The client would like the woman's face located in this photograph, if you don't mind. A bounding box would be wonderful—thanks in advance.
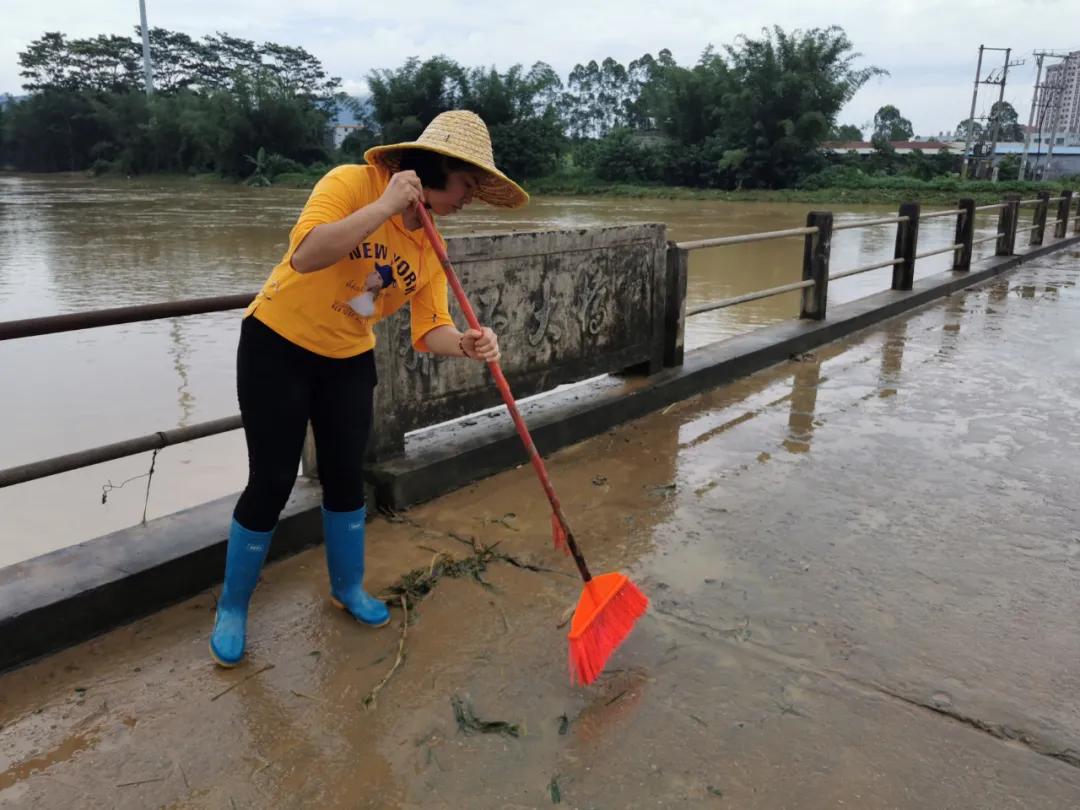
[425,170,480,216]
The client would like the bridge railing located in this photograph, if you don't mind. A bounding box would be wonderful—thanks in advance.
[1,190,1076,492]
[660,189,1077,366]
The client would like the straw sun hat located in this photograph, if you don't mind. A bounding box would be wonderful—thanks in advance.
[364,110,529,209]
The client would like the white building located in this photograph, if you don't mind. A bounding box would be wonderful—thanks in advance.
[1038,52,1080,137]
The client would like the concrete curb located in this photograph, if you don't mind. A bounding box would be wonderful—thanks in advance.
[0,482,323,672]
[1,234,1076,672]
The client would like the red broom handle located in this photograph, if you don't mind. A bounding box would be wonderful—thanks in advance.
[415,204,592,583]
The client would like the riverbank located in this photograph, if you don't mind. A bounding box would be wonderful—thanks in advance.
[523,174,1074,205]
[8,169,1068,207]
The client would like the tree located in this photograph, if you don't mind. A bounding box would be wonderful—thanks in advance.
[713,27,885,187]
[987,101,1023,142]
[144,28,210,93]
[956,117,984,141]
[873,105,913,141]
[17,32,76,92]
[9,28,339,176]
[367,56,467,143]
[831,123,863,140]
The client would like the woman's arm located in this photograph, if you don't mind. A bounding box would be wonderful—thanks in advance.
[421,325,501,362]
[291,171,424,274]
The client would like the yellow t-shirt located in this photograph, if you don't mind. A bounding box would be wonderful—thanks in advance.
[245,164,455,358]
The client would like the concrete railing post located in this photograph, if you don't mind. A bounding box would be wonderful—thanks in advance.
[1075,194,1080,235]
[997,194,1020,256]
[800,211,832,320]
[1030,191,1051,246]
[892,202,920,291]
[1054,190,1073,238]
[953,198,976,272]
[663,243,688,367]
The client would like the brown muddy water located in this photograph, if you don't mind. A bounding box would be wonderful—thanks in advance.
[0,174,1014,565]
[1,254,1078,808]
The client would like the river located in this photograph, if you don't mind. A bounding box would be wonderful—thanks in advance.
[0,174,1005,566]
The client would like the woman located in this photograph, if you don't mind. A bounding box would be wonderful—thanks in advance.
[210,110,529,667]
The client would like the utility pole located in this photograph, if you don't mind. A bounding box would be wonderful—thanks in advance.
[960,46,1020,180]
[138,0,154,96]
[986,49,1019,182]
[1019,53,1044,181]
[961,45,984,180]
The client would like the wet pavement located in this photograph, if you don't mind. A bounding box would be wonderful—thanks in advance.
[2,249,1080,809]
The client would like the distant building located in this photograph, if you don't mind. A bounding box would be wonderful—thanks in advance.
[328,95,373,150]
[1039,52,1080,137]
[973,141,1080,180]
[821,140,960,156]
[332,124,366,149]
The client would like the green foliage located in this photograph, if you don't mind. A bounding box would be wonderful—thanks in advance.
[831,123,863,140]
[365,57,566,179]
[11,24,949,195]
[957,102,1022,147]
[995,154,1020,181]
[593,129,656,182]
[957,117,983,142]
[795,164,1054,197]
[988,101,1023,142]
[8,28,336,177]
[338,126,380,162]
[873,105,913,141]
[636,27,884,188]
[18,29,341,104]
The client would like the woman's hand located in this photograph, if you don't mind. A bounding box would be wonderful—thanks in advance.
[378,170,424,217]
[460,327,500,362]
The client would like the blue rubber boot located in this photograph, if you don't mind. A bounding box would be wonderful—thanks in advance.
[209,519,273,667]
[323,506,390,627]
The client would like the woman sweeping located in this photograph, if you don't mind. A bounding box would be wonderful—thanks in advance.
[210,110,529,667]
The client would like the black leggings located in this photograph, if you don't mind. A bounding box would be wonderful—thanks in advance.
[233,316,376,531]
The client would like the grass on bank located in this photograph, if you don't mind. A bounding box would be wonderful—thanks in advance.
[12,166,1077,207]
[276,167,1078,205]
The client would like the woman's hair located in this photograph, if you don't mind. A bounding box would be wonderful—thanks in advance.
[396,149,479,190]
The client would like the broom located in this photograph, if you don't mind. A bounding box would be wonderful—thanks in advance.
[415,203,648,685]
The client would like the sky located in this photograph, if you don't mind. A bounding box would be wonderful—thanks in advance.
[2,0,1077,138]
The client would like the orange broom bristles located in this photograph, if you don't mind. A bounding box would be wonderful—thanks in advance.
[567,572,649,685]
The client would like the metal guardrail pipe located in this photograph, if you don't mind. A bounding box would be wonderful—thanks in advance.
[1017,198,1043,206]
[911,243,963,261]
[829,257,903,281]
[0,294,254,341]
[687,279,815,316]
[677,226,818,250]
[0,415,243,488]
[974,203,1009,212]
[831,215,909,232]
[970,233,1004,247]
[913,243,963,261]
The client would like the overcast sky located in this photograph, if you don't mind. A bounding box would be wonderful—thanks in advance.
[3,0,1077,137]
